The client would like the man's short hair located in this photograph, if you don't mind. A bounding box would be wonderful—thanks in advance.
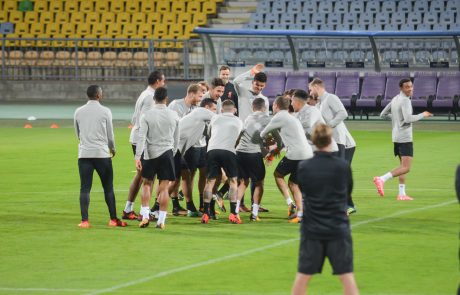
[219,65,230,72]
[221,99,235,112]
[200,98,216,108]
[148,71,163,85]
[284,89,296,96]
[274,95,291,110]
[399,78,412,88]
[198,81,209,91]
[309,78,324,88]
[187,84,201,94]
[252,97,266,111]
[87,85,101,100]
[210,78,225,88]
[254,72,267,83]
[293,89,308,101]
[154,87,167,102]
[311,123,332,149]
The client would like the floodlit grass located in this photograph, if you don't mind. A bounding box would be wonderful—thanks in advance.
[0,120,458,295]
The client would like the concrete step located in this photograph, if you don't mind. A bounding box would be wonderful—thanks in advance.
[210,17,249,24]
[227,1,258,7]
[219,6,256,13]
[218,12,252,18]
[209,23,245,29]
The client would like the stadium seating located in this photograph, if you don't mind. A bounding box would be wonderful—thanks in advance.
[261,71,287,104]
[412,72,437,108]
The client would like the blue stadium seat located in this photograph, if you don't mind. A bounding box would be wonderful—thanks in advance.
[254,50,269,59]
[238,50,252,60]
[269,50,284,60]
[375,12,390,26]
[280,12,296,27]
[334,0,349,13]
[397,0,412,13]
[272,0,286,14]
[414,1,429,12]
[350,50,365,61]
[384,23,399,31]
[368,24,382,31]
[327,12,342,25]
[382,50,398,62]
[392,40,408,50]
[350,0,364,13]
[391,12,406,25]
[311,13,327,28]
[417,23,432,31]
[320,24,336,30]
[301,50,316,61]
[446,0,459,13]
[432,23,447,31]
[287,0,302,14]
[440,11,455,25]
[289,23,304,30]
[429,0,445,12]
[423,11,438,25]
[316,50,333,62]
[407,12,423,25]
[256,1,271,14]
[365,0,380,13]
[432,50,448,60]
[400,23,415,31]
[343,13,359,27]
[398,50,414,63]
[265,13,280,27]
[302,0,318,14]
[333,50,349,63]
[296,14,311,27]
[415,50,431,63]
[381,1,396,13]
[359,12,374,25]
[351,23,366,31]
[319,1,333,13]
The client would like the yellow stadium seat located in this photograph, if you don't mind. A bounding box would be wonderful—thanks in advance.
[114,36,129,48]
[36,35,51,47]
[171,0,186,13]
[162,13,176,25]
[137,24,153,38]
[55,12,69,23]
[110,0,124,13]
[76,23,91,36]
[156,0,170,13]
[126,0,140,13]
[45,23,60,35]
[169,24,183,38]
[187,1,201,14]
[14,23,29,35]
[146,12,162,24]
[98,35,113,48]
[64,0,79,12]
[24,11,39,23]
[79,0,94,13]
[185,23,198,38]
[107,24,122,36]
[86,12,100,23]
[132,12,145,25]
[140,0,155,13]
[0,10,8,23]
[101,12,116,24]
[21,34,36,47]
[95,0,110,12]
[82,35,98,47]
[202,1,216,14]
[153,23,168,38]
[61,23,76,36]
[34,0,48,12]
[30,23,45,35]
[40,11,54,24]
[51,34,68,47]
[3,0,18,12]
[9,10,24,23]
[123,23,137,36]
[70,12,85,24]
[92,23,106,36]
[116,12,131,24]
[192,12,207,25]
[129,37,146,49]
[49,1,62,12]
[177,13,191,26]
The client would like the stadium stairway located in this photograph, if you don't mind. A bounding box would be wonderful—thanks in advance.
[209,0,258,29]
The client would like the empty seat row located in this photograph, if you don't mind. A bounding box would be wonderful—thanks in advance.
[0,0,218,14]
[259,71,460,118]
[256,0,459,14]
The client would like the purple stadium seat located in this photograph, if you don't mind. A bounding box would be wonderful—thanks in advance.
[335,72,359,109]
[432,72,460,114]
[412,72,437,108]
[382,72,410,106]
[312,71,336,93]
[261,71,286,105]
[356,72,386,117]
[285,71,309,92]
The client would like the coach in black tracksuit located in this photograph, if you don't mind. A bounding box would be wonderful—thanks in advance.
[292,123,359,295]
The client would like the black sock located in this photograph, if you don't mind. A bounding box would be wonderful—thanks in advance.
[186,201,197,212]
[80,192,90,221]
[230,202,237,214]
[199,194,203,209]
[218,182,229,195]
[203,202,210,215]
[104,191,117,220]
[210,199,216,215]
[151,199,159,212]
[171,197,180,209]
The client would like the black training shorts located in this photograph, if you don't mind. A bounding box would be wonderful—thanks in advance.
[236,151,265,182]
[394,142,413,158]
[275,156,301,184]
[142,150,176,181]
[206,149,238,179]
[297,234,354,275]
[183,147,206,172]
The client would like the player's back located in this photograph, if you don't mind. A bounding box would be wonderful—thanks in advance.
[208,113,242,153]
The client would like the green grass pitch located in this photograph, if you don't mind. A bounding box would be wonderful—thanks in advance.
[0,120,458,295]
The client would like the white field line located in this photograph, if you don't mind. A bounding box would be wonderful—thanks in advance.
[84,199,456,295]
[0,199,455,295]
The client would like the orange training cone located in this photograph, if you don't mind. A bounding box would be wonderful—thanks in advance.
[24,124,33,128]
[50,123,59,129]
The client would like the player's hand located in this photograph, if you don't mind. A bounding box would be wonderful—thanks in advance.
[422,111,433,117]
[264,154,274,166]
[110,150,116,158]
[250,63,264,75]
[135,159,142,171]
